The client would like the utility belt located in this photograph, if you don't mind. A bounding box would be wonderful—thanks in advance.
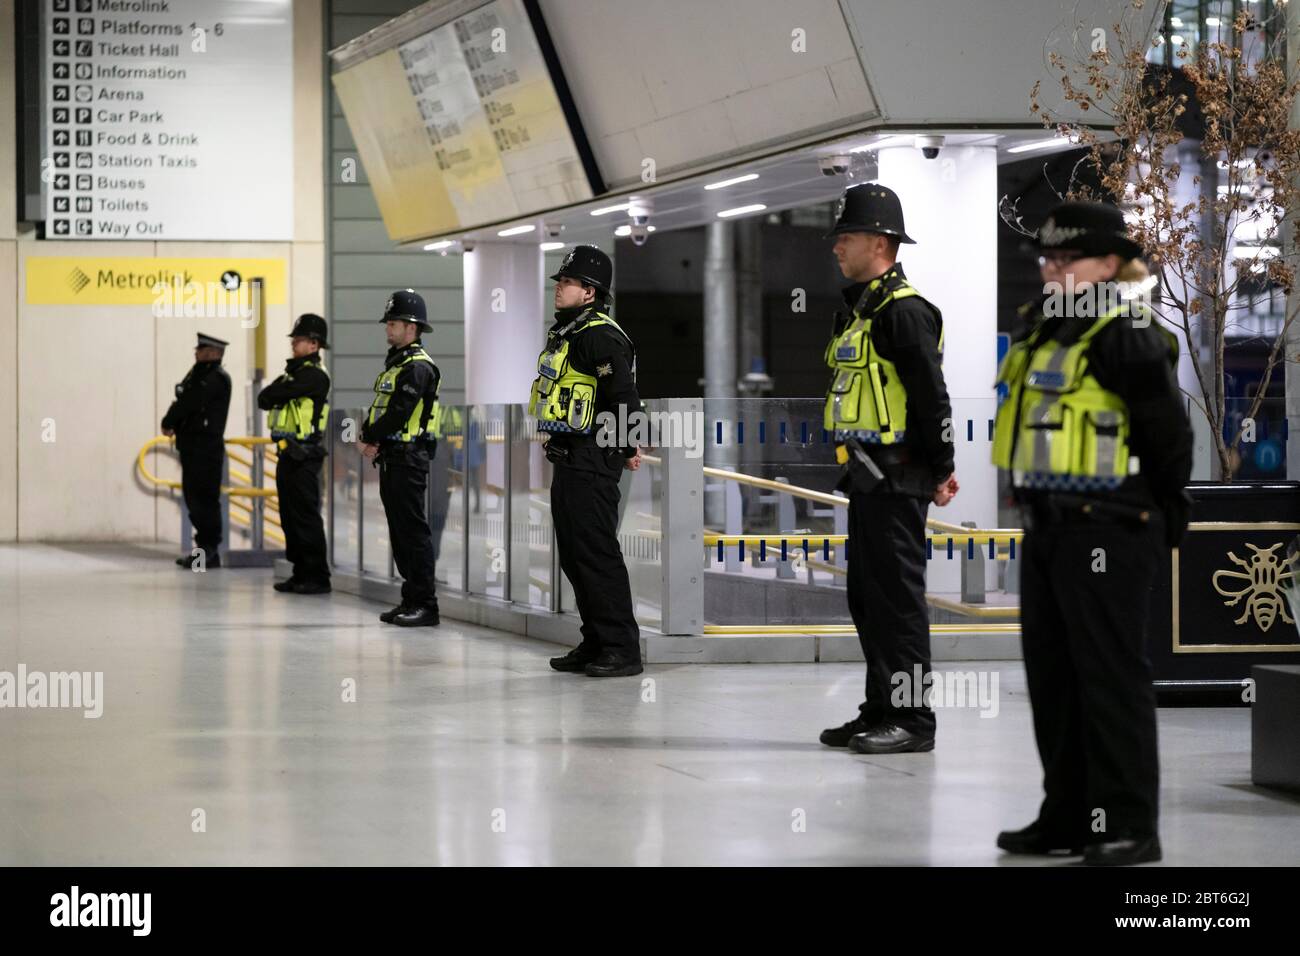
[273,433,325,461]
[542,433,621,468]
[834,438,932,498]
[372,436,434,468]
[1019,493,1154,532]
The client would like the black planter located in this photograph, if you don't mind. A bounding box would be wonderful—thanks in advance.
[1147,481,1300,703]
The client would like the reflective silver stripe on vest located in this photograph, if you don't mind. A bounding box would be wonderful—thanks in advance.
[1027,344,1072,472]
[1092,409,1121,475]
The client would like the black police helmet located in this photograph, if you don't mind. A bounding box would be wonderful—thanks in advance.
[1036,201,1143,261]
[289,313,329,349]
[549,244,612,296]
[381,289,432,333]
[825,182,916,243]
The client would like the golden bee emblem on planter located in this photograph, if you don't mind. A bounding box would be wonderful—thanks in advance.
[1211,543,1299,633]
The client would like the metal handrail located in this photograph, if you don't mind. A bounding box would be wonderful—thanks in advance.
[703,624,1021,635]
[642,451,1024,541]
[136,436,277,497]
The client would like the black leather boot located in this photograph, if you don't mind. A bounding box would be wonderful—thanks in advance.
[393,605,440,627]
[996,822,1086,856]
[379,603,409,624]
[584,652,643,677]
[819,715,876,747]
[1084,835,1162,866]
[847,722,934,754]
[550,647,599,672]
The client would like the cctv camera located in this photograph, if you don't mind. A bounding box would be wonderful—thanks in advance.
[461,240,475,253]
[629,224,650,246]
[819,155,851,176]
[543,222,564,239]
[628,198,653,227]
[915,135,945,160]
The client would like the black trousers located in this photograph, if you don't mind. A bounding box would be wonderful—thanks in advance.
[1020,519,1160,840]
[378,446,437,608]
[551,465,639,658]
[179,440,224,555]
[276,452,329,583]
[845,490,935,735]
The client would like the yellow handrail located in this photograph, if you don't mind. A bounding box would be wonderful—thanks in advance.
[136,436,277,497]
[229,508,286,545]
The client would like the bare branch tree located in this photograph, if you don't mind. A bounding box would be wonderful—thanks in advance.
[1025,0,1300,480]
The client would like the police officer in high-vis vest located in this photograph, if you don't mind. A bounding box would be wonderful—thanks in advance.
[258,313,332,594]
[817,183,958,754]
[532,245,645,677]
[360,290,443,627]
[992,201,1192,866]
[163,332,232,569]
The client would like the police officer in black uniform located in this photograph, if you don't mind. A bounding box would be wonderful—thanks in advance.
[360,290,442,627]
[163,332,232,569]
[817,184,959,754]
[533,246,645,677]
[259,314,332,594]
[993,201,1192,866]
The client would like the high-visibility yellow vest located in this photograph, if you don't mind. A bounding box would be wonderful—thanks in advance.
[991,304,1171,490]
[528,311,633,434]
[266,358,329,441]
[367,347,440,442]
[823,277,942,443]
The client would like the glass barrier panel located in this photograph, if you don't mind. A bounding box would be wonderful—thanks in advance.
[620,400,666,630]
[432,405,466,593]
[466,405,507,599]
[360,435,389,579]
[701,397,846,626]
[510,413,554,609]
[698,395,1019,628]
[329,408,361,572]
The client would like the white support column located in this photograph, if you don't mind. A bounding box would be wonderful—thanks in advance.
[876,145,999,590]
[463,242,545,405]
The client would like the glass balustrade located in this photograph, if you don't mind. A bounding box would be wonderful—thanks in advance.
[328,397,1023,633]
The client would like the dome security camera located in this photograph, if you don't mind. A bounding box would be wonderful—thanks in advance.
[627,197,653,227]
[915,135,945,160]
[819,155,851,176]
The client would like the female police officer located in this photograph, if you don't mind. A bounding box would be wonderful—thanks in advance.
[991,201,1192,866]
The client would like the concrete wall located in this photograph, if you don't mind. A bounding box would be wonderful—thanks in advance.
[0,0,326,542]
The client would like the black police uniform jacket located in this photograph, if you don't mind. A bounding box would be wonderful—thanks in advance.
[359,341,441,455]
[162,360,232,451]
[1008,293,1194,529]
[257,355,332,458]
[835,264,955,491]
[544,303,643,478]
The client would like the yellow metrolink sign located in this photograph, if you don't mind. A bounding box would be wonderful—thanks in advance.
[25,257,287,306]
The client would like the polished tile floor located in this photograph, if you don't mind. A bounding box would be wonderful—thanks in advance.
[0,543,1295,866]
